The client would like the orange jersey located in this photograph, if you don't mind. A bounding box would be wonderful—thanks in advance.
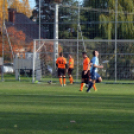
[83,57,90,71]
[68,58,74,69]
[56,57,67,69]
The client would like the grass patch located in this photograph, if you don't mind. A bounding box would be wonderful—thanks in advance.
[0,82,133,134]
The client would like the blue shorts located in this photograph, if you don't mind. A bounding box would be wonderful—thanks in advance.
[91,72,101,80]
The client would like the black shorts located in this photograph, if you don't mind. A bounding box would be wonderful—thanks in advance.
[82,70,90,79]
[68,68,73,75]
[58,68,66,77]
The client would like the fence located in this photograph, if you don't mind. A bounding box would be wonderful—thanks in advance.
[1,0,134,83]
[33,39,134,84]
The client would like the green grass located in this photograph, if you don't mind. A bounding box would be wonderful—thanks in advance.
[3,73,134,83]
[0,82,134,134]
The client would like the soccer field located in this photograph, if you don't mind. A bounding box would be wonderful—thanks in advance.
[0,82,134,134]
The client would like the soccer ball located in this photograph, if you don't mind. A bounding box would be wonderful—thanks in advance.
[85,84,89,88]
[84,83,88,88]
[48,80,52,84]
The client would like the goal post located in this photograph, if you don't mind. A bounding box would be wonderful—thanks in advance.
[32,39,85,83]
[32,40,54,83]
[32,40,36,83]
[32,39,134,84]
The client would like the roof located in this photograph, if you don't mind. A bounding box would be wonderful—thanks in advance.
[6,11,49,43]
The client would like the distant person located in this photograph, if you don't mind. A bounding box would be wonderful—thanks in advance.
[80,52,90,91]
[68,54,74,84]
[87,50,103,92]
[56,52,67,86]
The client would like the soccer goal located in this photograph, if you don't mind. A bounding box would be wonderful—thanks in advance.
[32,39,87,83]
[32,39,134,84]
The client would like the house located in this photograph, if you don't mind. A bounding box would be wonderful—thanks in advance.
[6,8,49,43]
[0,8,50,59]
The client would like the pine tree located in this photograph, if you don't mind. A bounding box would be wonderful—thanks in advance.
[35,0,78,39]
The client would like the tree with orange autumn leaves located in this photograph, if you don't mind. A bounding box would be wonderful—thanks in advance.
[0,0,32,59]
[0,26,33,59]
[7,27,33,54]
[6,27,62,56]
[41,41,62,63]
[0,26,62,62]
[0,0,62,62]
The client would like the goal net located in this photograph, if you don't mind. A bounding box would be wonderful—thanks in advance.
[32,39,134,84]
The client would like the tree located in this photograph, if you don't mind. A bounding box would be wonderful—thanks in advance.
[108,57,132,79]
[0,0,8,29]
[22,0,32,17]
[59,0,78,39]
[0,0,32,29]
[0,0,32,25]
[34,0,78,39]
[82,0,108,39]
[10,0,32,18]
[3,27,32,59]
[99,0,134,39]
[82,0,134,39]
[0,26,62,61]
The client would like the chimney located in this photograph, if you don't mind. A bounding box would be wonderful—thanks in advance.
[8,8,16,24]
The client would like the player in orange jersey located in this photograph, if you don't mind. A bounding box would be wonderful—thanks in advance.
[79,52,91,91]
[68,54,74,84]
[56,52,67,86]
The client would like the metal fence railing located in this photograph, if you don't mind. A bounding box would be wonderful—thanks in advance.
[32,39,134,84]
